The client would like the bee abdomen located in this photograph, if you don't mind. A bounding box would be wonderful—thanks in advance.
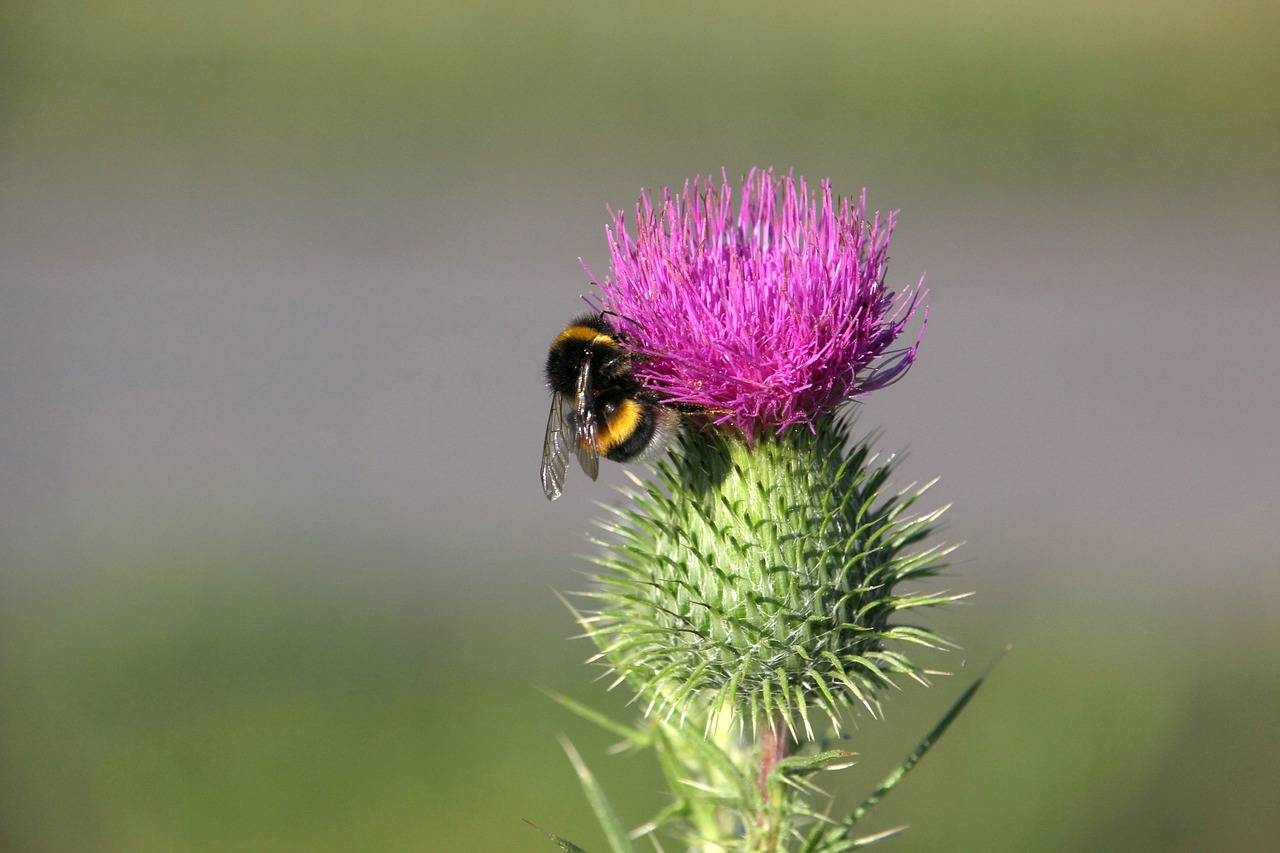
[601,401,680,463]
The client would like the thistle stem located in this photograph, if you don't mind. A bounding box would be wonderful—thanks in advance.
[758,715,791,802]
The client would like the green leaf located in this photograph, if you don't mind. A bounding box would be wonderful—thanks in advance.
[852,657,998,822]
[846,824,908,848]
[805,649,1006,850]
[560,737,637,853]
[655,720,749,803]
[523,819,594,853]
[542,689,648,749]
[774,749,859,778]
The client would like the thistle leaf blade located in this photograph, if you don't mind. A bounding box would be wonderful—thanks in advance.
[523,819,595,853]
[560,737,638,853]
[543,689,648,749]
[847,651,1003,833]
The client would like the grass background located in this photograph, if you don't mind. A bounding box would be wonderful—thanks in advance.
[3,3,1279,851]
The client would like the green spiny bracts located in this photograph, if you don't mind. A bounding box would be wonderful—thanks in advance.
[585,414,957,735]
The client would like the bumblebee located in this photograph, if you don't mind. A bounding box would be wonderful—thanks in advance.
[541,312,681,500]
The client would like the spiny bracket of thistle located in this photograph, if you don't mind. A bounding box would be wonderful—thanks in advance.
[580,412,961,738]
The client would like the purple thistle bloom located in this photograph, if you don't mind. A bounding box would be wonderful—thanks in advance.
[587,169,924,439]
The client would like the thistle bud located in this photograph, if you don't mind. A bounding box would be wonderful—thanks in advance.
[581,170,954,735]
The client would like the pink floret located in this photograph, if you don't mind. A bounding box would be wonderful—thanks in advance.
[587,169,924,439]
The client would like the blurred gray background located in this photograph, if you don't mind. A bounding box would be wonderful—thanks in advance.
[3,3,1278,851]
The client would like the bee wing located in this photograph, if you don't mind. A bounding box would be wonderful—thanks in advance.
[540,393,573,500]
[573,355,601,482]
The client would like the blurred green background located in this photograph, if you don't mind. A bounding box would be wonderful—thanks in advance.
[3,3,1279,851]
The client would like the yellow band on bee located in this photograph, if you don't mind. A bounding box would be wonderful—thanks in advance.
[555,325,615,347]
[596,399,642,455]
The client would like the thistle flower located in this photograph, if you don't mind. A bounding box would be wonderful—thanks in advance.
[579,170,953,735]
[589,168,923,440]
[553,171,968,852]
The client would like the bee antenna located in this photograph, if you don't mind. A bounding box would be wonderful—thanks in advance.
[600,309,646,334]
